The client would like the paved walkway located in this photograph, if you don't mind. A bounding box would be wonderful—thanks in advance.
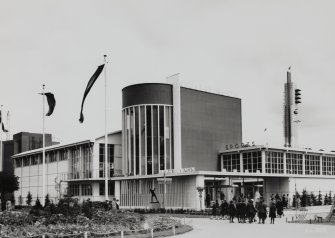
[175,218,335,238]
[174,210,335,238]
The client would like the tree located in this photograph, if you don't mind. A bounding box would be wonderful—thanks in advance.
[0,172,20,211]
[310,192,317,206]
[324,194,329,205]
[18,195,23,206]
[317,190,323,206]
[26,192,33,206]
[34,197,43,209]
[329,191,333,205]
[44,194,51,208]
[301,189,308,207]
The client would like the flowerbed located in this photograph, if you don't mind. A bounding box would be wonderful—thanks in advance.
[0,210,181,237]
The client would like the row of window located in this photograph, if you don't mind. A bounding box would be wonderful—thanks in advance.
[68,183,115,196]
[68,184,92,196]
[222,152,335,175]
[15,150,70,168]
[222,152,262,173]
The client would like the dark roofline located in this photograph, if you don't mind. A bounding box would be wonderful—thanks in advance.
[181,86,241,100]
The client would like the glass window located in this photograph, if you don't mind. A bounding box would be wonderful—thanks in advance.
[69,184,80,196]
[31,155,38,165]
[322,156,335,176]
[49,152,57,163]
[123,105,173,176]
[23,157,30,166]
[99,144,114,178]
[222,153,240,172]
[140,106,146,175]
[15,158,22,168]
[60,150,68,161]
[243,151,262,173]
[82,184,92,196]
[99,182,115,195]
[153,106,159,174]
[135,106,140,175]
[146,106,152,175]
[159,106,165,171]
[265,151,284,174]
[305,155,320,175]
[286,153,303,174]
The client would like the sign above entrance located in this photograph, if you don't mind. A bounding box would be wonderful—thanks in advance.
[159,167,195,175]
[157,178,172,184]
[225,142,256,150]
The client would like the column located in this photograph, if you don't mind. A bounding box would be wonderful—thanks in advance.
[195,175,205,210]
[319,155,323,175]
[261,150,266,174]
[239,153,243,173]
[172,75,182,170]
[302,153,306,175]
[283,152,287,175]
[115,180,121,201]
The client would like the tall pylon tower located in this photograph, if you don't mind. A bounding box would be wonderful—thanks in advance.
[6,111,10,140]
[284,67,301,147]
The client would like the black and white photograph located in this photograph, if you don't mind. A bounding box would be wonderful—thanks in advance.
[1,0,335,237]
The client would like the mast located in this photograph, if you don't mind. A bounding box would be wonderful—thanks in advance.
[0,105,2,172]
[42,84,46,206]
[104,55,108,201]
[6,111,10,140]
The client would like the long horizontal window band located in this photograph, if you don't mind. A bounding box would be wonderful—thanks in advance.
[221,150,335,176]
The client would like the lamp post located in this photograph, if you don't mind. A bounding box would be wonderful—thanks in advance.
[197,186,204,211]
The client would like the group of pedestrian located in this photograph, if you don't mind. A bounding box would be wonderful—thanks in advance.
[211,195,286,224]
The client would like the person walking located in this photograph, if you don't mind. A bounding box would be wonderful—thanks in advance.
[276,199,284,218]
[246,199,256,223]
[228,200,236,223]
[236,199,242,223]
[257,200,267,224]
[269,202,277,224]
[240,199,247,223]
[220,199,228,219]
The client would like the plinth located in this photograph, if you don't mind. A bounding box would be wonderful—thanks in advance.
[148,202,161,209]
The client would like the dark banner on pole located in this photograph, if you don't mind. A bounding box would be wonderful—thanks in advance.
[79,64,105,123]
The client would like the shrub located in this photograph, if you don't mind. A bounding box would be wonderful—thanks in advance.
[26,192,32,206]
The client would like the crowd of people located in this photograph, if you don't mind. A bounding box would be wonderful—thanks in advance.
[210,193,288,224]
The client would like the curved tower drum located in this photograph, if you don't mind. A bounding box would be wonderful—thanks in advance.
[122,83,174,176]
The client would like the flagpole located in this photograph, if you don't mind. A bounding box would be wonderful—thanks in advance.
[42,84,46,206]
[104,55,108,201]
[0,105,2,172]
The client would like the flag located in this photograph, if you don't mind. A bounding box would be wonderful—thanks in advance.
[2,122,8,133]
[40,92,56,116]
[79,64,105,123]
[45,93,56,116]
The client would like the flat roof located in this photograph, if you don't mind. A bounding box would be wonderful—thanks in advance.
[219,145,335,156]
[106,170,335,181]
[95,130,122,140]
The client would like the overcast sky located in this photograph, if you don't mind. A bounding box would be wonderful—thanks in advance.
[1,0,335,150]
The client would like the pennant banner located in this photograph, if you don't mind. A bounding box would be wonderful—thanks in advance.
[44,93,56,116]
[40,92,56,116]
[2,122,8,133]
[79,64,105,123]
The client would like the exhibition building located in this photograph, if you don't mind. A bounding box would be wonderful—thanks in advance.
[10,78,335,209]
